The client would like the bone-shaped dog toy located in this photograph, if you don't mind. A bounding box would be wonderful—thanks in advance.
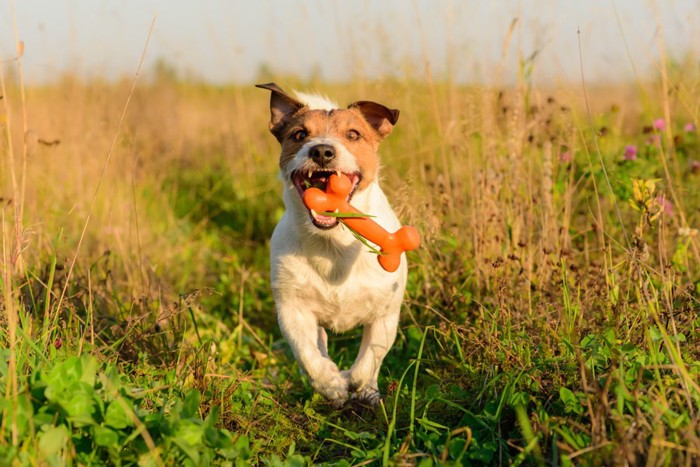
[302,174,420,272]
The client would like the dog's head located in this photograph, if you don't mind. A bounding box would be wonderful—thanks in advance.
[256,83,399,230]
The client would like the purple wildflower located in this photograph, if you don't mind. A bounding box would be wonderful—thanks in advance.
[623,145,637,161]
[653,118,666,131]
[656,196,673,216]
[560,151,573,163]
[691,160,700,174]
[684,122,696,133]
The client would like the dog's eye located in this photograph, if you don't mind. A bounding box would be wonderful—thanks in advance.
[347,130,360,141]
[292,129,308,142]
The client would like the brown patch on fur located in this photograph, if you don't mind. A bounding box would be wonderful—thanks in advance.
[278,108,390,190]
[277,108,314,170]
[348,101,399,138]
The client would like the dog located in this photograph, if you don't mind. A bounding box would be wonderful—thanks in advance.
[256,83,408,405]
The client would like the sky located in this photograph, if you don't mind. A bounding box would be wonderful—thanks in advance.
[0,0,698,85]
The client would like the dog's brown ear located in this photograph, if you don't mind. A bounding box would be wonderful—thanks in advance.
[348,101,399,139]
[256,83,305,140]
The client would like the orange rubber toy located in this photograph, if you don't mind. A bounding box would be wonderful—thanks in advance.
[303,174,420,272]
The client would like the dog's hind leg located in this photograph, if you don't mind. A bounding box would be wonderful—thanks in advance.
[343,311,399,405]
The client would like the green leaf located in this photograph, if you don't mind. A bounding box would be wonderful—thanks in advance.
[554,425,588,451]
[343,430,375,441]
[33,410,54,428]
[176,421,205,446]
[559,387,583,415]
[234,435,251,459]
[39,425,69,457]
[203,424,232,449]
[79,355,98,387]
[448,437,468,460]
[672,333,686,343]
[425,384,441,398]
[181,390,201,419]
[59,357,83,384]
[15,395,34,438]
[467,438,497,462]
[560,387,574,403]
[560,338,575,355]
[64,388,96,426]
[105,400,133,429]
[649,326,663,342]
[319,211,374,218]
[93,425,120,448]
[284,454,309,467]
[172,423,204,463]
[509,391,530,407]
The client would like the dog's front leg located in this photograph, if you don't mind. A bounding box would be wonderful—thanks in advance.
[343,312,399,404]
[277,304,348,405]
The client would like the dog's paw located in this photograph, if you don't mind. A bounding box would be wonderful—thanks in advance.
[312,366,349,406]
[350,384,381,406]
[341,370,381,406]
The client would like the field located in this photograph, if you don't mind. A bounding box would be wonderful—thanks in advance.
[1,51,700,465]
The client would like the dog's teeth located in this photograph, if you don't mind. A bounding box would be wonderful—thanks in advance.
[336,170,341,177]
[334,209,339,213]
[308,170,313,178]
[310,209,318,218]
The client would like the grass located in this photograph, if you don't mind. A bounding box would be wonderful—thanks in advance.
[1,58,700,464]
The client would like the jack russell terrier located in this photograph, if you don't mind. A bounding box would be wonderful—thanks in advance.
[257,83,407,405]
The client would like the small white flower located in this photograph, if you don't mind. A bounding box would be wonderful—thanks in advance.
[678,227,698,237]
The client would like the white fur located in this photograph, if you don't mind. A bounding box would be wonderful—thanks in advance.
[294,91,338,110]
[269,93,407,405]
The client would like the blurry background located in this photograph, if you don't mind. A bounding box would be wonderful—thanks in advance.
[2,0,699,85]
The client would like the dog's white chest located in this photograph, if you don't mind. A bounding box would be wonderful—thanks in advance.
[283,251,405,332]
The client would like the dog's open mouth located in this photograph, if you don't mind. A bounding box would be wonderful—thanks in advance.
[292,169,362,229]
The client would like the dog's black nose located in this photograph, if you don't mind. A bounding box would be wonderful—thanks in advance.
[308,144,336,167]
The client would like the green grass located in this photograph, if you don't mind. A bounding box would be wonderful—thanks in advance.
[1,72,699,465]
